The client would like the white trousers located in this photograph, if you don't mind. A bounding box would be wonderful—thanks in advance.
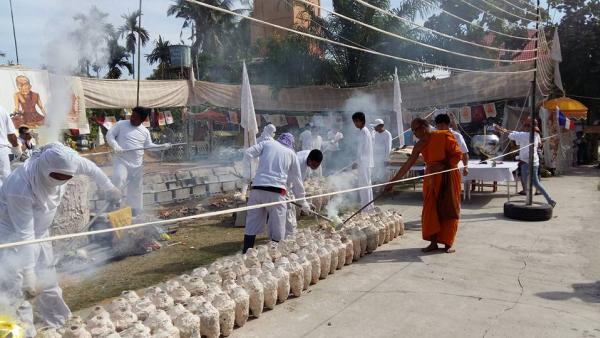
[284,192,297,238]
[0,245,71,338]
[357,166,374,212]
[0,150,11,189]
[245,189,287,241]
[112,160,144,213]
[372,161,388,183]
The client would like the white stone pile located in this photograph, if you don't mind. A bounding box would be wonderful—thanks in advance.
[38,209,403,338]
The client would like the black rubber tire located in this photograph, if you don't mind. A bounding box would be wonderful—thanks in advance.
[504,200,553,221]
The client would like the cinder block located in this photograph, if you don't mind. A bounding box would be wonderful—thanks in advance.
[145,174,163,185]
[161,173,177,182]
[167,181,182,190]
[218,174,238,182]
[176,171,192,180]
[208,183,222,194]
[222,181,236,192]
[192,185,207,197]
[190,168,213,178]
[174,188,191,200]
[155,191,173,203]
[236,181,245,189]
[143,184,154,193]
[212,167,230,176]
[193,177,206,185]
[152,183,168,192]
[181,178,195,188]
[143,193,155,205]
[205,175,220,184]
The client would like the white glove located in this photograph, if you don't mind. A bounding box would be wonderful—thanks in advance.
[21,269,36,300]
[11,146,22,158]
[111,145,124,154]
[301,201,313,214]
[106,187,122,203]
[162,143,172,149]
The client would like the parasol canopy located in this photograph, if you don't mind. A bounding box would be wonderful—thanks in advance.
[543,97,588,120]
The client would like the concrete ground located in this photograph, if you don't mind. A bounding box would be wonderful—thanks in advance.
[231,167,600,338]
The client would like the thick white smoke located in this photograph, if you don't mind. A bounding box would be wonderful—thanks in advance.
[37,6,110,144]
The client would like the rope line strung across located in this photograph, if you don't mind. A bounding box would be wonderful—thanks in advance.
[351,0,536,54]
[474,0,538,22]
[0,134,558,250]
[184,0,536,74]
[458,0,536,25]
[420,0,535,40]
[296,0,535,63]
[496,0,539,17]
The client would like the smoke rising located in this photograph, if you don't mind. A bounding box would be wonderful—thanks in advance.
[37,6,110,144]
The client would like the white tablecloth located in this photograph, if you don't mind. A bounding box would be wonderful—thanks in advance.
[463,160,519,182]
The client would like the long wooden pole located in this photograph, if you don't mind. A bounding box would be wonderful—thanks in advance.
[526,0,540,205]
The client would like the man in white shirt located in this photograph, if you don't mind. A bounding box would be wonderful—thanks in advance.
[242,133,311,252]
[435,113,469,176]
[0,104,21,188]
[352,112,375,212]
[106,107,170,215]
[18,126,36,159]
[495,123,556,207]
[285,149,323,237]
[309,126,323,176]
[299,124,312,151]
[372,119,392,183]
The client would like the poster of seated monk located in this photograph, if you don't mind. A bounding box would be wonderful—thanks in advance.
[12,75,46,128]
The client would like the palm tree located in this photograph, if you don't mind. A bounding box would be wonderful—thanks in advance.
[105,37,133,79]
[117,10,150,79]
[146,35,171,78]
[167,0,248,79]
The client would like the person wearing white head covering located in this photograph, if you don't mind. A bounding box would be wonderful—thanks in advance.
[372,119,392,183]
[257,123,276,143]
[0,143,120,337]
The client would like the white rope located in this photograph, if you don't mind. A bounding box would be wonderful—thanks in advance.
[474,0,538,22]
[0,134,559,250]
[184,0,536,74]
[297,0,535,63]
[352,0,536,53]
[459,0,536,25]
[80,143,186,157]
[421,0,535,40]
[497,0,538,17]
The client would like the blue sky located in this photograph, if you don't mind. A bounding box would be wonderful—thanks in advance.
[0,0,558,79]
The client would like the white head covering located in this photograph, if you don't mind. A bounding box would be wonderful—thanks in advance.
[261,124,276,139]
[23,143,79,211]
[373,119,384,126]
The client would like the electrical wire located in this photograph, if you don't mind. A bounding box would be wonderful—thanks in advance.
[185,0,537,74]
[420,0,534,40]
[353,0,536,53]
[297,0,536,63]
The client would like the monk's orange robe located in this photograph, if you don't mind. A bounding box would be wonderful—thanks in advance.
[421,130,463,246]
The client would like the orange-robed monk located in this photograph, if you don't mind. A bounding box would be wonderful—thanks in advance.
[385,118,463,253]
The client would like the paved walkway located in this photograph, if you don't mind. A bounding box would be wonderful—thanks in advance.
[231,167,600,338]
